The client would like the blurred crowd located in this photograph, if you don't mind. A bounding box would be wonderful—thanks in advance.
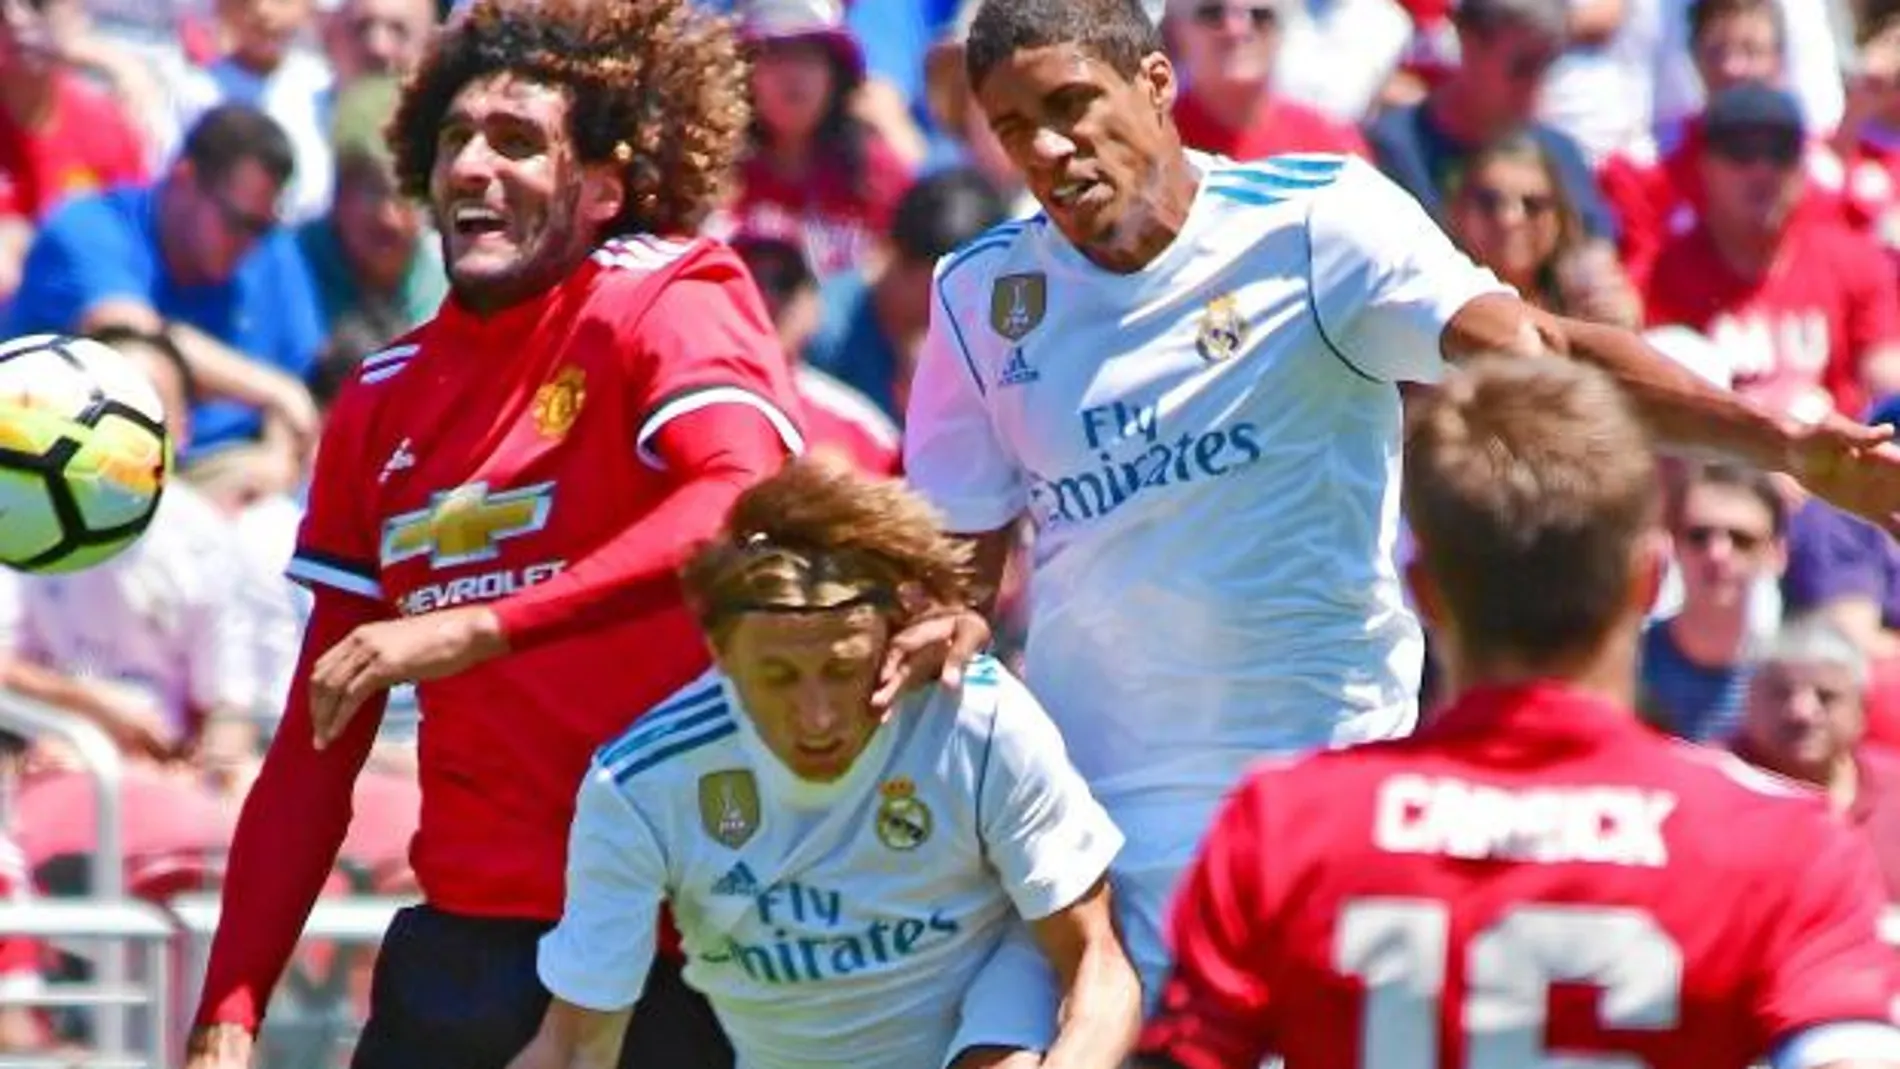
[5,0,1900,1055]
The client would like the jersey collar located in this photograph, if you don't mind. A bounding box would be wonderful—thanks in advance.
[435,255,598,338]
[1422,680,1655,754]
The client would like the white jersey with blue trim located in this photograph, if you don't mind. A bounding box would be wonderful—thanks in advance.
[903,153,1510,867]
[537,657,1122,1069]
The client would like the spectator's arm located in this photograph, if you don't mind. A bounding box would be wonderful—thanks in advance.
[0,657,172,758]
[854,78,929,169]
[157,320,321,458]
[1859,343,1900,408]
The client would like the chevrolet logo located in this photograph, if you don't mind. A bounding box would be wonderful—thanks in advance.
[380,481,555,569]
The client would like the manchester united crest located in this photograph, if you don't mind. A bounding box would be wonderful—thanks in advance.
[874,776,932,851]
[532,366,586,439]
[1195,294,1248,363]
[698,769,761,849]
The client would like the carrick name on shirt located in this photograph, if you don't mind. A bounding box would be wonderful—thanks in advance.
[1375,774,1677,867]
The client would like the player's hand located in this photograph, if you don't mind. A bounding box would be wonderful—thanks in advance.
[310,606,509,749]
[1788,413,1900,535]
[183,1022,254,1069]
[872,606,991,719]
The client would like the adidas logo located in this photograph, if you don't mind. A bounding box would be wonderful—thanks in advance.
[712,861,761,897]
[997,347,1039,387]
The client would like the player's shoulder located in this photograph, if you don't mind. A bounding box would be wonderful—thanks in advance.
[931,215,1044,296]
[591,668,743,795]
[907,655,1026,748]
[1200,152,1357,210]
[587,233,747,297]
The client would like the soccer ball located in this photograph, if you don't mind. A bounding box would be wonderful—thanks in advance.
[0,334,170,574]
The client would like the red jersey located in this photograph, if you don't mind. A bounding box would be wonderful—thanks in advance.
[1643,217,1898,422]
[1141,683,1900,1069]
[794,364,899,476]
[195,235,802,1029]
[0,74,146,221]
[0,837,38,991]
[722,135,912,278]
[1173,91,1369,162]
[1599,121,1851,289]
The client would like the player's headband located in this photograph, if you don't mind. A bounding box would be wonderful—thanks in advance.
[725,531,898,616]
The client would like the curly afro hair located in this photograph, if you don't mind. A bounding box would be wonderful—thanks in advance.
[390,0,749,239]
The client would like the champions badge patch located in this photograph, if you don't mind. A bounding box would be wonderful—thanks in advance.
[699,769,761,849]
[1196,293,1248,363]
[990,272,1047,341]
[875,776,932,851]
[532,366,587,439]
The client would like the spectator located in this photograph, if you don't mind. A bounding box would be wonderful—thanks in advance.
[1600,0,1861,287]
[1163,0,1369,161]
[1364,0,1619,242]
[0,811,47,1055]
[1640,462,1787,742]
[805,166,1007,419]
[1828,9,1900,256]
[320,0,435,84]
[1536,0,1666,166]
[0,0,148,302]
[5,103,323,479]
[1654,0,1845,145]
[919,3,1034,214]
[296,76,446,347]
[0,327,266,794]
[1733,615,1900,898]
[173,0,335,223]
[1644,83,1900,425]
[721,0,914,279]
[1270,0,1413,123]
[1443,133,1642,326]
[731,231,900,474]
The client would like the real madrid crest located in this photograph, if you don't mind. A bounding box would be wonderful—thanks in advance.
[698,769,761,849]
[532,366,586,439]
[874,776,932,851]
[1195,293,1248,363]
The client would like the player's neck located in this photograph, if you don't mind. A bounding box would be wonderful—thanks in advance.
[1448,633,1643,712]
[1078,151,1199,274]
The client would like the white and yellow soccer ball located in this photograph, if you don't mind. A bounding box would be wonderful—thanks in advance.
[0,333,170,574]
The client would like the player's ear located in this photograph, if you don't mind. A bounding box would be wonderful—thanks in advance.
[1137,51,1177,114]
[578,162,626,230]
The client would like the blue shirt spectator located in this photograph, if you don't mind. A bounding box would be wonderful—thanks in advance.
[5,105,322,459]
[1640,620,1753,742]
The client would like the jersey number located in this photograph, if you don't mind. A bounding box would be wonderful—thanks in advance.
[1334,898,1683,1069]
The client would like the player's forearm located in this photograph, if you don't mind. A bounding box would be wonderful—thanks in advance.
[1042,936,1143,1069]
[193,599,387,1030]
[490,407,787,650]
[964,527,1016,621]
[1447,298,1797,471]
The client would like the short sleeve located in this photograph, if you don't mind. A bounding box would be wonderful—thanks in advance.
[901,276,1028,533]
[1137,777,1279,1069]
[4,197,146,335]
[283,383,384,603]
[975,668,1122,920]
[537,767,667,1012]
[1307,157,1510,385]
[624,256,805,466]
[1753,815,1900,1042]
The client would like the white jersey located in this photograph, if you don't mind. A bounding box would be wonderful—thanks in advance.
[538,657,1121,1069]
[903,153,1508,868]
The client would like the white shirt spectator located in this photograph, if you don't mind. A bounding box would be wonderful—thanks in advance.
[171,49,336,223]
[0,483,261,744]
[1539,0,1667,165]
[1271,0,1413,123]
[539,658,1121,1069]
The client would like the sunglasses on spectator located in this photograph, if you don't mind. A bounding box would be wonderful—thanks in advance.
[1189,2,1278,30]
[1466,186,1557,219]
[1681,524,1769,553]
[207,191,279,240]
[1708,133,1802,167]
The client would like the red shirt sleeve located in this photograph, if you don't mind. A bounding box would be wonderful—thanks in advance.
[1752,808,1900,1045]
[284,370,387,602]
[192,589,389,1031]
[1837,232,1900,416]
[489,266,801,648]
[1137,776,1279,1069]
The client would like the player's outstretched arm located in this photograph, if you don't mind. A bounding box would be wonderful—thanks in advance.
[1445,295,1900,535]
[1029,878,1142,1069]
[185,590,391,1066]
[504,999,632,1069]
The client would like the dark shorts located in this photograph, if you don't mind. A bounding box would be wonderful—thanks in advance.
[351,905,732,1069]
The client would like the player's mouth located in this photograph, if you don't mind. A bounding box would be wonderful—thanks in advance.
[1050,179,1102,209]
[450,203,510,240]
